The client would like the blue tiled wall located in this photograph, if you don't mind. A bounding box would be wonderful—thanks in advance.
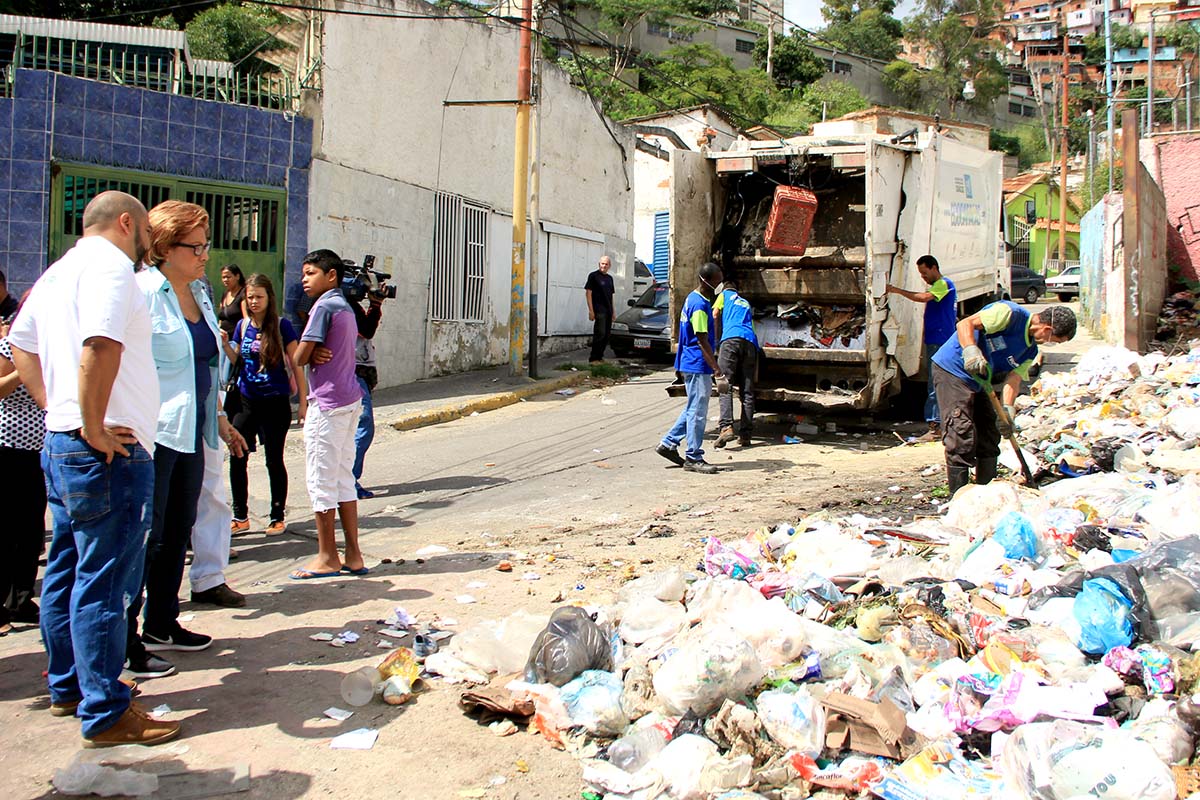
[0,69,310,302]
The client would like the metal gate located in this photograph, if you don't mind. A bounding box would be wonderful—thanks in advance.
[50,163,287,294]
[1010,217,1031,272]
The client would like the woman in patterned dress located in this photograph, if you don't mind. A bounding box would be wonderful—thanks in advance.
[0,291,46,634]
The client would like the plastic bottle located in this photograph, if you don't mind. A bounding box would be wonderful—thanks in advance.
[607,726,669,773]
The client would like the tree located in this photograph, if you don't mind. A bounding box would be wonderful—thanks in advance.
[563,0,738,88]
[0,0,212,26]
[642,43,776,123]
[820,0,903,62]
[185,2,285,69]
[886,0,1006,115]
[1082,23,1142,67]
[1159,23,1200,57]
[752,31,824,89]
[763,79,870,133]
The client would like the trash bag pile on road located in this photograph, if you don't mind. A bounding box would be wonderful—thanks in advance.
[1014,341,1200,478]
[410,344,1200,800]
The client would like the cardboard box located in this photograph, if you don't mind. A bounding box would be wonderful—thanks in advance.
[822,692,920,760]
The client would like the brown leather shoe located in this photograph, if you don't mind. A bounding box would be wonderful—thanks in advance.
[82,705,181,748]
[714,426,737,449]
[190,583,246,608]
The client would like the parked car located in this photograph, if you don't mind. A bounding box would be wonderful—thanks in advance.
[1010,266,1047,304]
[631,258,653,303]
[611,283,671,359]
[1045,264,1080,301]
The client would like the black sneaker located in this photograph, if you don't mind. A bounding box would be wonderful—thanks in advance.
[683,459,719,474]
[124,652,177,679]
[143,625,213,652]
[655,443,685,466]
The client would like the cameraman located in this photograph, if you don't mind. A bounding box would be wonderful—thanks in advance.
[350,291,382,499]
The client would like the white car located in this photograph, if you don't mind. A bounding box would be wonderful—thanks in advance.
[1045,265,1080,301]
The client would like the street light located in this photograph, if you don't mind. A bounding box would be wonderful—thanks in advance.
[963,80,976,101]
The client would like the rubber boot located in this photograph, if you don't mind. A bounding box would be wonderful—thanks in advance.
[947,466,971,497]
[975,457,998,486]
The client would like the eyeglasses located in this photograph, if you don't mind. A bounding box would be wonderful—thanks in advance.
[173,241,211,257]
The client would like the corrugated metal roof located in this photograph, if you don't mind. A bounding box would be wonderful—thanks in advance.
[192,58,234,78]
[0,14,192,65]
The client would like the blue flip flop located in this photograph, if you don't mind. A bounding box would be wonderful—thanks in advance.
[340,566,370,576]
[290,568,343,580]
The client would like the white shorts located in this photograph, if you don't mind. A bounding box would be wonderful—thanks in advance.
[304,400,362,513]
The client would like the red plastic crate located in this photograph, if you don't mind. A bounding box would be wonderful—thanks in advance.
[763,185,819,256]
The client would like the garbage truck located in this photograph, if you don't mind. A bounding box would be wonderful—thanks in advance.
[668,109,1007,412]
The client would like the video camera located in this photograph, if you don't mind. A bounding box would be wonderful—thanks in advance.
[342,254,397,303]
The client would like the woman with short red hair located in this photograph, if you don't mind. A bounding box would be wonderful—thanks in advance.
[124,201,247,679]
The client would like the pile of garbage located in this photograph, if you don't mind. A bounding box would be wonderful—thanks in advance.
[757,304,866,351]
[1156,292,1200,345]
[414,465,1200,799]
[1014,342,1200,478]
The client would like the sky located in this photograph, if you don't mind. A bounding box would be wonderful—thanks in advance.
[783,0,918,32]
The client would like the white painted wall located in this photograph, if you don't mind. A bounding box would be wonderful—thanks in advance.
[309,0,635,386]
[630,108,737,275]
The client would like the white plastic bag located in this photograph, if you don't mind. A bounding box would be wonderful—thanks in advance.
[619,567,688,604]
[755,687,826,756]
[447,609,545,675]
[653,633,765,716]
[618,597,689,650]
[718,596,808,669]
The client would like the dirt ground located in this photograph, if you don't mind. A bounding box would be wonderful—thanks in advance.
[0,377,950,800]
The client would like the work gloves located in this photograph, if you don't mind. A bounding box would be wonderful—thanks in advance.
[715,375,731,394]
[962,345,988,378]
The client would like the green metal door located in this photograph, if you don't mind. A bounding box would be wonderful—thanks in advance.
[50,163,288,296]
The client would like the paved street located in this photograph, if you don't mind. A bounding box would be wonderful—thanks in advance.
[0,358,957,800]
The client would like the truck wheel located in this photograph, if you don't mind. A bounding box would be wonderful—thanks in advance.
[1024,287,1040,304]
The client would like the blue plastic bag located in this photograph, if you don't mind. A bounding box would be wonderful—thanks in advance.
[1073,577,1134,655]
[992,512,1038,561]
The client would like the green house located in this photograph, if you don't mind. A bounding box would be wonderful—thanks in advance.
[1003,171,1081,275]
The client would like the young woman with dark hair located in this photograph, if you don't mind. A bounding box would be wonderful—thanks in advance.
[224,273,306,535]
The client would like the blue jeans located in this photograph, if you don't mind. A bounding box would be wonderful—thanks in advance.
[41,432,154,737]
[661,372,712,462]
[924,343,941,424]
[352,375,374,486]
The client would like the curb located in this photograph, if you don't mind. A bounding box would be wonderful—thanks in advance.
[388,372,590,432]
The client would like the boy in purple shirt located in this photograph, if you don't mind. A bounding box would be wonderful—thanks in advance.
[291,250,367,579]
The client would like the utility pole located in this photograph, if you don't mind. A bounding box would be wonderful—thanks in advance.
[1105,0,1114,195]
[528,15,542,379]
[1148,11,1156,135]
[1058,11,1069,266]
[766,12,774,80]
[507,0,533,377]
[1087,108,1095,201]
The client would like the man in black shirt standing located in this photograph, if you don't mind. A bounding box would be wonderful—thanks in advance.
[584,255,615,363]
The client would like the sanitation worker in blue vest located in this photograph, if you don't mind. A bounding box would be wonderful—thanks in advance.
[886,254,956,442]
[656,262,724,475]
[932,301,1076,495]
[713,277,759,449]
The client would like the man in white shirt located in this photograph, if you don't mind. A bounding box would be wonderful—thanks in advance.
[9,191,181,748]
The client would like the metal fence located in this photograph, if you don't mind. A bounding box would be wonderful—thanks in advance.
[0,33,299,111]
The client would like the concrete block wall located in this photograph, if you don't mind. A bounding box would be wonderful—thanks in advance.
[0,68,311,302]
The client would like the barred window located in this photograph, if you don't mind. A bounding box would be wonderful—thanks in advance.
[431,192,488,323]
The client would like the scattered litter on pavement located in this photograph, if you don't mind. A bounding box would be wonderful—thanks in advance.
[465,581,488,590]
[415,545,450,557]
[418,342,1200,799]
[329,728,378,750]
[309,633,335,642]
[556,388,577,396]
[149,704,171,717]
[337,631,360,644]
[522,572,541,581]
[323,707,354,721]
[456,595,477,604]
[497,560,514,572]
